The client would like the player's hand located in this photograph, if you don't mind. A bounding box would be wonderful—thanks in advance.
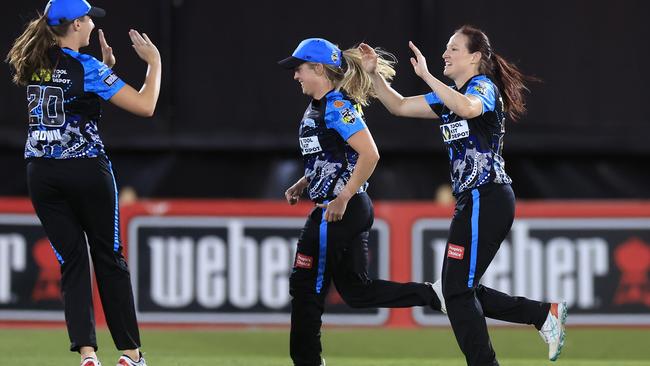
[285,181,306,205]
[129,29,161,65]
[98,29,115,68]
[409,41,430,79]
[358,43,378,75]
[316,194,350,222]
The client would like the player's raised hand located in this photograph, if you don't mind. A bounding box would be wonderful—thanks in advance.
[98,29,115,68]
[409,41,430,79]
[358,43,378,75]
[129,29,160,65]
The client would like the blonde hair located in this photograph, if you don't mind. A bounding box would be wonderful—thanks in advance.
[6,13,71,86]
[318,46,396,107]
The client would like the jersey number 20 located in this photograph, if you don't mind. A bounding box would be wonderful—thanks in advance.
[27,85,66,127]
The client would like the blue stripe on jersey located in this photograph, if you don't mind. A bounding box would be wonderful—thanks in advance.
[424,91,442,106]
[316,201,329,294]
[49,242,64,264]
[467,189,480,287]
[108,160,120,252]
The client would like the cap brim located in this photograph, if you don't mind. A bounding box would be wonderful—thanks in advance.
[278,56,305,70]
[88,7,106,18]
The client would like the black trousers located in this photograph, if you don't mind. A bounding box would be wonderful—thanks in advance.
[443,183,550,366]
[289,192,440,366]
[26,155,140,352]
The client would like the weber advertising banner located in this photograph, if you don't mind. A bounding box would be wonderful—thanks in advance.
[412,218,650,325]
[0,214,64,321]
[128,216,390,325]
[1,199,649,326]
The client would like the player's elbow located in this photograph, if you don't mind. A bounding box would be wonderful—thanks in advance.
[134,104,156,117]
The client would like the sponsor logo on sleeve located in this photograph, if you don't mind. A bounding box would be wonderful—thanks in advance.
[103,73,119,87]
[333,100,345,108]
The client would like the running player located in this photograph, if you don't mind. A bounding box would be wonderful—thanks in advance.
[279,38,446,366]
[6,0,161,365]
[359,26,567,365]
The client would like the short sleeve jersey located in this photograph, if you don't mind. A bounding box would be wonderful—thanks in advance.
[298,90,368,202]
[424,74,512,195]
[24,47,125,159]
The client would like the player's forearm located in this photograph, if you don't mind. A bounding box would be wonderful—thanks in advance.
[338,151,379,201]
[137,61,161,116]
[421,72,474,118]
[370,73,408,116]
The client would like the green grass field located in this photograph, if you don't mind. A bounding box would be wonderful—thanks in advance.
[1,327,649,365]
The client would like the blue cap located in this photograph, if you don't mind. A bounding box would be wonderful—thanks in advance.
[44,0,106,26]
[278,38,342,69]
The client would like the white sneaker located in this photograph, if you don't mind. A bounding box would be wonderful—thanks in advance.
[117,353,147,366]
[81,357,101,366]
[426,280,447,314]
[539,302,568,361]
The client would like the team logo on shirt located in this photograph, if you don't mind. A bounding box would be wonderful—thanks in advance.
[333,100,345,108]
[440,120,469,142]
[341,108,356,124]
[473,82,488,96]
[103,73,119,86]
[31,69,52,82]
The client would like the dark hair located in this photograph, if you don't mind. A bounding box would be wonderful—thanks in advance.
[6,13,72,86]
[456,25,538,121]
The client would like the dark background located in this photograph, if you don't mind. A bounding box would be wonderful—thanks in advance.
[2,0,648,200]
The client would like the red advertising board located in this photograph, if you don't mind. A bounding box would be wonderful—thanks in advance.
[1,198,649,327]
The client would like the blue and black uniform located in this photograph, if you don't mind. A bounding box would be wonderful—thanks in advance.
[289,90,442,366]
[425,75,550,366]
[25,46,141,352]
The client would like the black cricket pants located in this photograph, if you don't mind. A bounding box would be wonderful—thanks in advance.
[442,183,550,366]
[26,155,140,352]
[289,192,441,366]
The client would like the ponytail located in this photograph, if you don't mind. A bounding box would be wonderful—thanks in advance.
[320,46,396,106]
[456,25,539,121]
[6,13,70,86]
[489,52,537,121]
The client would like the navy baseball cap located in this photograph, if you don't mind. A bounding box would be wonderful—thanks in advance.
[44,0,106,26]
[278,38,342,69]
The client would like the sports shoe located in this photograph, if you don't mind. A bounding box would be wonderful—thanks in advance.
[117,352,146,366]
[539,302,568,361]
[81,357,101,366]
[321,358,326,366]
[425,280,447,314]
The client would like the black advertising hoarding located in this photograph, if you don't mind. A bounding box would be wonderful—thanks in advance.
[412,218,650,325]
[0,214,64,321]
[128,216,390,325]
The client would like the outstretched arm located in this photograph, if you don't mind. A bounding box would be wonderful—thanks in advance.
[358,43,437,119]
[109,30,161,117]
[408,41,483,119]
